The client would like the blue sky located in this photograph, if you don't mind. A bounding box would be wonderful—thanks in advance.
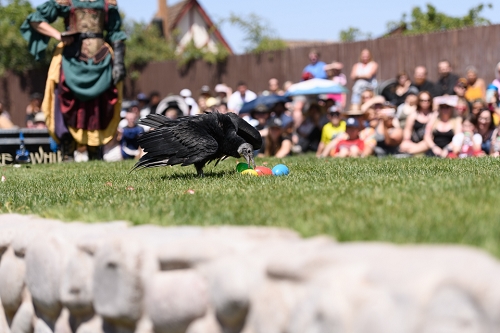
[30,0,500,54]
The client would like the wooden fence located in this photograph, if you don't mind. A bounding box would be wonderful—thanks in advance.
[2,24,500,126]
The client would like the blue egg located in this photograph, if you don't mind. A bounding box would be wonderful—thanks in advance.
[272,164,289,176]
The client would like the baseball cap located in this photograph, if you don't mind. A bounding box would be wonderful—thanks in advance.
[266,117,283,128]
[128,100,139,109]
[200,85,211,94]
[137,93,148,101]
[328,105,340,114]
[33,112,46,123]
[180,89,192,97]
[345,117,360,128]
[215,84,228,94]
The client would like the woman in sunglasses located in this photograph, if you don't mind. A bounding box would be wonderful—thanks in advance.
[400,91,435,155]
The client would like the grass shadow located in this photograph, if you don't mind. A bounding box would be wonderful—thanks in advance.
[158,170,233,181]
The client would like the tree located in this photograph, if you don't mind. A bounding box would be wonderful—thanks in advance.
[123,19,177,79]
[339,27,372,42]
[0,0,36,76]
[386,3,493,35]
[225,13,287,54]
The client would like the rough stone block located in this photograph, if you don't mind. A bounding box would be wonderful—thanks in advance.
[145,270,208,333]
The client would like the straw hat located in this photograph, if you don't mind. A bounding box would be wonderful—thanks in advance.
[343,104,365,116]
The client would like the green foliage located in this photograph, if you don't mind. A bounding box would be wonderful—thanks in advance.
[0,0,72,76]
[226,13,287,54]
[387,3,493,35]
[176,39,230,68]
[3,157,500,257]
[0,0,35,76]
[339,26,372,42]
[123,19,176,80]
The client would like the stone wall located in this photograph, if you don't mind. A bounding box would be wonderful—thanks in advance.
[1,214,500,333]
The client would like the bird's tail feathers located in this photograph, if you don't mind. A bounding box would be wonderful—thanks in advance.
[131,156,170,172]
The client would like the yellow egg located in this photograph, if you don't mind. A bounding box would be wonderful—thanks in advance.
[241,169,259,176]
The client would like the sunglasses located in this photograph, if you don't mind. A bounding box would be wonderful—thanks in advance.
[420,99,431,102]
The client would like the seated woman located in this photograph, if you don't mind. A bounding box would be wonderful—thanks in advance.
[396,92,418,128]
[399,91,434,155]
[424,98,462,158]
[464,66,486,102]
[475,108,495,154]
[360,88,375,106]
[470,99,486,123]
[381,71,419,107]
[260,117,292,158]
[295,103,325,153]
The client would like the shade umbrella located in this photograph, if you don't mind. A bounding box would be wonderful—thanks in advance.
[285,78,348,97]
[239,94,291,115]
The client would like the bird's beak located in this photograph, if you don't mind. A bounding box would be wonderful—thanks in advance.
[245,154,256,169]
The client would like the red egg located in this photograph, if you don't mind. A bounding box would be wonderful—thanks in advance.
[255,166,273,176]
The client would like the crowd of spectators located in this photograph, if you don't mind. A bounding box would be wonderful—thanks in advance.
[4,48,500,162]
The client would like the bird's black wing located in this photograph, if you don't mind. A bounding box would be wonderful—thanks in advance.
[133,116,220,170]
[226,113,263,150]
[139,114,183,128]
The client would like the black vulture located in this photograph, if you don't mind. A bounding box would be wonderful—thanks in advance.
[133,112,262,177]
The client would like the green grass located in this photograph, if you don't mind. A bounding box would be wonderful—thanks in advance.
[1,156,500,256]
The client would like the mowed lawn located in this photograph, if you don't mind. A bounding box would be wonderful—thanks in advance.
[1,156,500,256]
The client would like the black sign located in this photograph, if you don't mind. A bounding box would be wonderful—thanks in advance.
[0,129,62,165]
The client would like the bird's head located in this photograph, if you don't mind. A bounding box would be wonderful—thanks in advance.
[238,143,255,169]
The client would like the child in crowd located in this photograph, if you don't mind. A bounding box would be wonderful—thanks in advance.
[316,106,346,157]
[450,115,483,158]
[334,117,364,157]
[119,110,144,160]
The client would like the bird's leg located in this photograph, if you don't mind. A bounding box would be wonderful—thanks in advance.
[194,162,205,178]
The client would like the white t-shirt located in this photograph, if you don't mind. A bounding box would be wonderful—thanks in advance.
[227,90,257,114]
[184,97,200,115]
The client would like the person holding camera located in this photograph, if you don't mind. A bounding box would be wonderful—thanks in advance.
[362,96,403,157]
[374,107,403,156]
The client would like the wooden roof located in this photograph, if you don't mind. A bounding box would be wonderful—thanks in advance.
[155,0,233,54]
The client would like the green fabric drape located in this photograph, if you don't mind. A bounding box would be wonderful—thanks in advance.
[62,53,113,102]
